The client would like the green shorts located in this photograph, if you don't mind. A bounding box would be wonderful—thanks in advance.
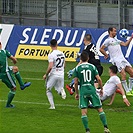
[79,91,102,109]
[0,70,16,89]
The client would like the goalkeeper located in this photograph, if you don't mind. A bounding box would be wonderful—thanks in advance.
[66,34,103,94]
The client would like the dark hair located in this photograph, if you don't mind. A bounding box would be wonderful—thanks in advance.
[50,39,57,47]
[84,34,92,41]
[109,65,118,74]
[80,51,89,62]
[108,27,116,34]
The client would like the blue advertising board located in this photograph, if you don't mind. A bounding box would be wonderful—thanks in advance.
[0,24,133,64]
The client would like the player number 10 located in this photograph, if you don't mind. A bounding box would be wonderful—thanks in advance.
[81,69,91,82]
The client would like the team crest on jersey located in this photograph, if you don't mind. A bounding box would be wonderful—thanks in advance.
[110,41,120,46]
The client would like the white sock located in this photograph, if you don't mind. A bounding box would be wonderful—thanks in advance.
[121,80,130,93]
[46,90,55,107]
[129,77,133,91]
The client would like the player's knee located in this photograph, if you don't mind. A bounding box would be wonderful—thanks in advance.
[46,89,51,93]
[11,87,16,91]
[81,112,87,116]
[129,69,133,77]
[81,109,87,115]
[97,107,103,113]
[120,71,126,80]
[13,66,19,73]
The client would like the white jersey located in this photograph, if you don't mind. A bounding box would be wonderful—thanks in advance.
[103,37,124,61]
[103,75,121,96]
[48,50,65,76]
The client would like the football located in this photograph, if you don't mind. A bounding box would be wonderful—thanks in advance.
[119,28,129,38]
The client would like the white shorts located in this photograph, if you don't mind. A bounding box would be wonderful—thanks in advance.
[111,58,131,72]
[100,94,109,101]
[46,74,64,93]
[96,89,109,101]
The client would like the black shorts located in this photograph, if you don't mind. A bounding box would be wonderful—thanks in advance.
[95,65,103,83]
[96,65,103,76]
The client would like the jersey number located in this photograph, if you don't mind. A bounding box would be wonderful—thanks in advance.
[56,57,65,68]
[81,69,91,82]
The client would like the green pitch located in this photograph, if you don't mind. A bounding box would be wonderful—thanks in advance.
[0,59,133,133]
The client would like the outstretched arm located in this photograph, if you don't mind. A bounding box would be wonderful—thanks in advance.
[117,83,130,106]
[67,60,82,79]
[107,92,116,105]
[120,33,133,46]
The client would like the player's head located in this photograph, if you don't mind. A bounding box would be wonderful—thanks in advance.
[83,34,92,45]
[109,65,118,75]
[80,51,89,62]
[50,39,58,48]
[108,27,117,37]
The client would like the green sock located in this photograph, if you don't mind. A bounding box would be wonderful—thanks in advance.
[99,112,108,128]
[15,72,24,86]
[81,115,89,131]
[6,91,16,106]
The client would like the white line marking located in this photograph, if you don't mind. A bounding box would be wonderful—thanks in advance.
[22,78,106,84]
[0,100,77,107]
[23,77,70,82]
[0,99,132,112]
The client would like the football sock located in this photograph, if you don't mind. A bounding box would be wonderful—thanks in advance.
[99,112,108,128]
[46,90,55,107]
[70,79,74,86]
[81,115,89,131]
[6,91,16,106]
[15,72,24,87]
[128,77,133,91]
[121,80,129,93]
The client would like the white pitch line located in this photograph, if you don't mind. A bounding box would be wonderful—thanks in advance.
[22,77,70,82]
[0,99,132,112]
[0,99,77,108]
[22,77,106,84]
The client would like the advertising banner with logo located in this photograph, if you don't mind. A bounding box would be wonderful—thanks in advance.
[0,24,133,64]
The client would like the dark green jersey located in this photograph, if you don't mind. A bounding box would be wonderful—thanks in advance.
[73,62,99,95]
[0,50,11,73]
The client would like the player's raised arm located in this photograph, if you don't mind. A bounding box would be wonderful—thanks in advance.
[120,33,133,46]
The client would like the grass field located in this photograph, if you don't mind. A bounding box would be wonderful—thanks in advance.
[0,59,133,133]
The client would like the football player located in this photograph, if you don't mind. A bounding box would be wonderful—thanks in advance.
[43,39,66,109]
[100,27,133,96]
[74,51,111,133]
[66,34,103,93]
